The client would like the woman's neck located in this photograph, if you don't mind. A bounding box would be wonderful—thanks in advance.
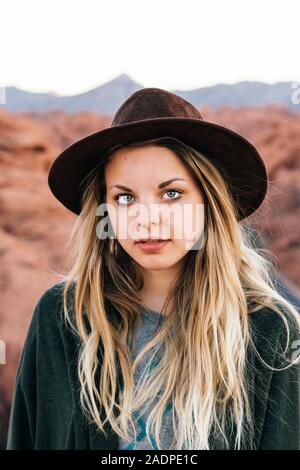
[138,263,182,316]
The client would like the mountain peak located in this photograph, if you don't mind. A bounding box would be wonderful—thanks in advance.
[114,73,134,83]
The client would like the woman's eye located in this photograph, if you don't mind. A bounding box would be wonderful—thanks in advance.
[114,194,133,205]
[164,189,182,200]
[114,189,182,205]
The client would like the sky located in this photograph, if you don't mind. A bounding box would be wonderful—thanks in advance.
[1,0,300,96]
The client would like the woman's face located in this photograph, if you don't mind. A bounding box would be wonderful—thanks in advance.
[104,145,205,270]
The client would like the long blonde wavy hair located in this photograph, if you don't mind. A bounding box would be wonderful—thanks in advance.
[56,136,300,450]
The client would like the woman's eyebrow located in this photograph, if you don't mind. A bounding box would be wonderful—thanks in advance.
[109,178,186,192]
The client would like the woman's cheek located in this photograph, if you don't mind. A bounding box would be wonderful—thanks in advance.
[109,207,131,241]
[192,203,205,249]
[172,201,205,252]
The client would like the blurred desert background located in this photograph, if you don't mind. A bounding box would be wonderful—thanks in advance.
[1,75,300,447]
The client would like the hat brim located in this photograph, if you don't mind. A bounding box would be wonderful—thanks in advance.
[47,116,268,220]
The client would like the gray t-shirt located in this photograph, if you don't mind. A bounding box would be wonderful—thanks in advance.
[118,306,176,450]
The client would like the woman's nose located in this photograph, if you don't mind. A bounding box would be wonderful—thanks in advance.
[136,200,161,228]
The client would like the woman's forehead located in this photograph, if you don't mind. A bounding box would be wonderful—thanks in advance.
[105,146,189,180]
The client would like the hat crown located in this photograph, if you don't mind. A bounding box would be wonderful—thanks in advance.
[111,87,203,126]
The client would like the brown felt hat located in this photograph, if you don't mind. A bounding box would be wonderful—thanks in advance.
[48,87,268,220]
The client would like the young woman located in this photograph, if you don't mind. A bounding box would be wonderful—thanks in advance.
[7,88,300,450]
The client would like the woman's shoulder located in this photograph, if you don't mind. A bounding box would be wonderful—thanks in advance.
[24,281,77,346]
[35,280,69,306]
[18,281,81,385]
[248,302,300,367]
[248,302,300,333]
[32,280,73,322]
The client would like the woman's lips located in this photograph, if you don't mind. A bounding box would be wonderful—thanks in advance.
[136,239,170,253]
